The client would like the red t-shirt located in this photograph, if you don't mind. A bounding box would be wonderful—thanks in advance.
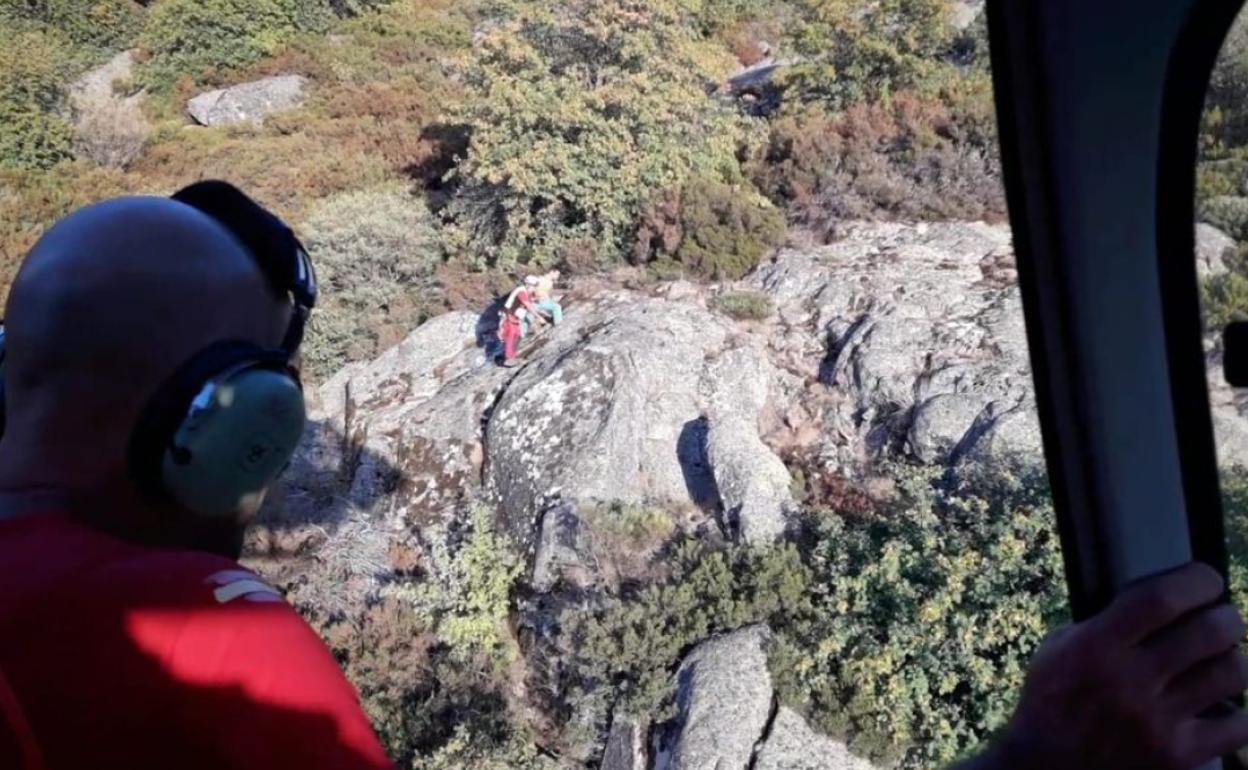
[0,513,394,770]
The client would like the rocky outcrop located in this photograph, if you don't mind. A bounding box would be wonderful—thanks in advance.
[485,296,784,544]
[603,717,649,770]
[754,708,876,770]
[951,0,984,31]
[70,50,138,109]
[277,220,1248,550]
[68,51,150,169]
[282,311,495,529]
[752,222,1039,470]
[654,626,774,770]
[188,75,309,126]
[651,626,877,770]
[1197,223,1236,280]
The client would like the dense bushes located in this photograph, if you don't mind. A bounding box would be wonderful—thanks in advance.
[138,0,306,90]
[774,466,1066,769]
[554,466,1065,768]
[376,508,545,768]
[634,176,786,278]
[0,0,144,55]
[752,86,1004,234]
[1203,271,1248,331]
[137,0,403,91]
[1206,13,1248,152]
[1222,468,1248,605]
[445,0,751,270]
[0,0,1013,307]
[673,178,786,279]
[0,28,75,169]
[780,0,955,109]
[301,185,445,380]
[560,540,812,720]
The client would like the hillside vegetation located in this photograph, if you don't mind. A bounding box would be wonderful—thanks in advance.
[0,0,1005,378]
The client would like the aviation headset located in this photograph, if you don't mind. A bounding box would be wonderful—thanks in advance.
[0,181,318,519]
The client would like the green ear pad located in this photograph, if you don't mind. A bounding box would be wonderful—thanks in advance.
[161,367,306,517]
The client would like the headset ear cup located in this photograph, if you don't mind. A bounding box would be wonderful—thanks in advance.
[161,367,306,518]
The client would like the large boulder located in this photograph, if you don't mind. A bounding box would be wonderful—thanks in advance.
[69,50,137,108]
[754,708,876,770]
[486,295,781,544]
[283,311,501,528]
[654,626,774,770]
[188,75,309,126]
[1197,223,1237,280]
[707,414,795,543]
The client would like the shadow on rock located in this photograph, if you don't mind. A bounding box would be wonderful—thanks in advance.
[247,417,406,561]
[677,417,721,512]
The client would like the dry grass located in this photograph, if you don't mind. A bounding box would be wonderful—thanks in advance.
[73,94,152,169]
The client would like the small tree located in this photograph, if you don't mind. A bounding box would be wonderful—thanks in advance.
[446,0,755,269]
[781,0,954,109]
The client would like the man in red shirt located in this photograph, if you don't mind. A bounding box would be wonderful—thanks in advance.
[0,185,393,769]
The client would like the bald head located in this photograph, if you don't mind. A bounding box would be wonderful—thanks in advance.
[0,196,291,496]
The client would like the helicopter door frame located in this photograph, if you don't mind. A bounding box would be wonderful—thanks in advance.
[987,0,1240,623]
[987,7,1246,762]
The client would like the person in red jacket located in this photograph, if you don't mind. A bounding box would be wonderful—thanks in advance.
[0,186,393,770]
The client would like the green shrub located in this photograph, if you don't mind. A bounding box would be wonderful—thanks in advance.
[372,508,540,767]
[138,0,308,90]
[560,539,812,720]
[780,0,954,110]
[1197,156,1248,202]
[633,175,786,279]
[0,0,145,51]
[414,725,557,770]
[301,185,444,380]
[1207,13,1248,151]
[1203,271,1248,332]
[773,465,1067,769]
[675,177,786,280]
[0,28,75,169]
[1222,467,1248,609]
[1202,195,1248,242]
[445,0,754,270]
[388,507,524,672]
[711,290,776,321]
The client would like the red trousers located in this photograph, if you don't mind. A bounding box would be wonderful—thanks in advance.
[500,315,523,360]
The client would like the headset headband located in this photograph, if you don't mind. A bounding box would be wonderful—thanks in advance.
[170,181,317,355]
